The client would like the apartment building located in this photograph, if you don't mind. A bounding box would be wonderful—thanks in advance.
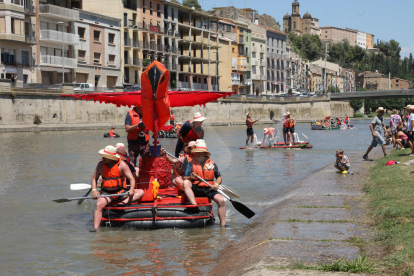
[358,72,412,91]
[310,17,320,36]
[320,26,357,46]
[0,0,36,86]
[249,22,266,95]
[217,36,233,92]
[266,27,288,94]
[289,51,310,91]
[162,1,179,88]
[74,10,121,88]
[391,77,412,90]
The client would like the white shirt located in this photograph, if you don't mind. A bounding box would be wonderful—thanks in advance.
[407,113,414,131]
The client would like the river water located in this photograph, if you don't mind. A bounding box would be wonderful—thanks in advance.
[0,120,376,275]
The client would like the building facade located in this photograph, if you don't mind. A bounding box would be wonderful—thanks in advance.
[249,22,266,95]
[266,27,288,94]
[310,17,320,36]
[74,10,121,88]
[0,0,36,86]
[283,0,312,36]
[319,26,357,46]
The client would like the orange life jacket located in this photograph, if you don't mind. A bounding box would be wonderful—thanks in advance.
[101,159,127,190]
[284,118,294,128]
[170,114,175,120]
[127,109,149,142]
[344,117,349,124]
[191,158,215,188]
[183,120,204,143]
[109,129,114,137]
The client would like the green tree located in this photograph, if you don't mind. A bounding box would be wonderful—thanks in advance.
[182,0,201,11]
[170,0,180,3]
[349,99,364,114]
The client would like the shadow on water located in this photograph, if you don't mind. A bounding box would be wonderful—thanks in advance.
[0,120,374,274]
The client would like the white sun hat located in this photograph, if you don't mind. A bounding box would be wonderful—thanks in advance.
[193,112,206,122]
[184,141,197,152]
[191,139,211,155]
[115,143,127,160]
[99,145,120,161]
[375,107,386,112]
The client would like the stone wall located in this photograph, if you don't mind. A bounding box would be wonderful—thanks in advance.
[0,92,352,127]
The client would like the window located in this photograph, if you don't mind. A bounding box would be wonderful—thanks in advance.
[78,50,86,62]
[108,54,115,66]
[293,22,296,30]
[93,30,101,42]
[143,0,146,13]
[157,4,161,17]
[226,25,231,32]
[171,8,174,20]
[108,33,115,44]
[0,17,5,33]
[78,27,86,39]
[150,2,153,15]
[94,52,101,64]
[11,0,23,6]
[11,18,14,33]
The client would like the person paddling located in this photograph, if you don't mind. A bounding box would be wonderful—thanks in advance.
[109,127,118,137]
[175,112,206,157]
[90,145,144,231]
[246,113,260,147]
[182,140,226,226]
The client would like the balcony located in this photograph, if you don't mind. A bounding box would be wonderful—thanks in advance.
[124,58,140,67]
[252,60,259,66]
[39,4,79,22]
[178,81,189,88]
[25,35,36,44]
[232,79,241,85]
[252,47,257,53]
[40,55,77,68]
[252,74,262,80]
[40,30,79,46]
[238,37,244,44]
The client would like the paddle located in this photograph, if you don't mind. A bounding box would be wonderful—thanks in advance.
[53,193,129,204]
[302,132,309,140]
[77,189,91,205]
[70,183,92,190]
[194,175,255,219]
[164,151,241,198]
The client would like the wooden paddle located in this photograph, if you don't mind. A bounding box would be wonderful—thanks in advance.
[53,193,129,204]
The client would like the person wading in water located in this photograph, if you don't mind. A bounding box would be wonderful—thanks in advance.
[246,113,260,147]
[90,145,144,231]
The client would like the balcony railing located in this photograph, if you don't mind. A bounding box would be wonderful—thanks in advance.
[232,79,241,85]
[238,37,244,44]
[25,35,36,44]
[40,55,77,68]
[236,65,247,71]
[40,30,79,45]
[252,74,261,80]
[178,81,189,88]
[39,4,79,21]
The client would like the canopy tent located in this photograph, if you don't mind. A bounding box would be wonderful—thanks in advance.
[61,90,236,108]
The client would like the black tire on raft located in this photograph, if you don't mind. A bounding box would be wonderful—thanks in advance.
[105,218,215,229]
[103,133,109,137]
[158,130,166,138]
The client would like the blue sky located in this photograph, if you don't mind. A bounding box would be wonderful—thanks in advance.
[195,0,414,58]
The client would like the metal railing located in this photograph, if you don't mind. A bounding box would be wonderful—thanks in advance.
[40,30,79,45]
[178,81,189,88]
[39,4,79,21]
[25,35,36,44]
[40,55,77,68]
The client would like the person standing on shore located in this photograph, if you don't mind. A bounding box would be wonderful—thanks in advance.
[406,106,414,156]
[175,112,206,157]
[389,109,402,148]
[245,113,260,147]
[125,106,150,166]
[363,107,387,160]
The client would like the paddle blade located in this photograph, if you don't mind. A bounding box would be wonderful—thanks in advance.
[302,133,309,140]
[230,199,255,219]
[70,183,91,190]
[77,188,92,205]
[219,185,241,199]
[53,198,72,203]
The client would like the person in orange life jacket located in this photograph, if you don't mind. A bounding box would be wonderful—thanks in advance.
[116,143,139,185]
[262,127,277,147]
[344,116,350,127]
[90,145,144,231]
[109,127,119,137]
[245,113,260,146]
[175,112,206,157]
[282,112,296,146]
[125,106,150,166]
[161,141,196,191]
[182,139,226,226]
[170,111,175,126]
[336,117,342,126]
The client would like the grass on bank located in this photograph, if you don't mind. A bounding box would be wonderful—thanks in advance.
[364,148,414,275]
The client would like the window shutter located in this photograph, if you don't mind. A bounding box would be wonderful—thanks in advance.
[14,19,20,35]
[0,18,5,33]
[232,57,237,68]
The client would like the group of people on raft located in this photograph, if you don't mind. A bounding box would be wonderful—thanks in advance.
[313,116,351,128]
[245,111,298,147]
[91,108,225,231]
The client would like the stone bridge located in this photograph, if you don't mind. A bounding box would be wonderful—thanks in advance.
[329,89,414,100]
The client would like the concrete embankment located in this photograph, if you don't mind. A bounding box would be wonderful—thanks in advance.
[0,90,352,132]
[211,151,381,275]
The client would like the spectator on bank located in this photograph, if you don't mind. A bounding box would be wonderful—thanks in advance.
[389,109,402,148]
[335,149,350,174]
[384,126,392,145]
[406,106,414,156]
[10,74,16,87]
[362,107,387,160]
[395,125,409,150]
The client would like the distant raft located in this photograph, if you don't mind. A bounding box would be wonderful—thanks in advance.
[240,141,312,149]
[103,133,120,138]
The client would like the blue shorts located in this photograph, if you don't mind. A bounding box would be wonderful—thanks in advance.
[335,163,350,171]
[371,134,385,147]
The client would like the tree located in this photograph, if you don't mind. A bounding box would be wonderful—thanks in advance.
[349,99,364,114]
[182,0,201,11]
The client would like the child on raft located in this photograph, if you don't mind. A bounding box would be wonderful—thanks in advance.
[335,149,350,174]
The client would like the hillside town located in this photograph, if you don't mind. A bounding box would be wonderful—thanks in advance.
[0,0,412,94]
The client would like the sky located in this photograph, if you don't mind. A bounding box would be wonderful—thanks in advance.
[195,0,414,59]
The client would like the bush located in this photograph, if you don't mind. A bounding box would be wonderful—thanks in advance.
[354,113,364,118]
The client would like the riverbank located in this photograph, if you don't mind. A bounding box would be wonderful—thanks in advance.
[212,147,385,275]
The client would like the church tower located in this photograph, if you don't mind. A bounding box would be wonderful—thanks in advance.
[292,0,300,15]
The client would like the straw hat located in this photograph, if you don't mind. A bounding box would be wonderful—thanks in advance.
[191,139,211,155]
[405,105,414,110]
[263,128,268,133]
[246,113,250,117]
[99,145,120,161]
[115,143,127,159]
[184,141,197,152]
[193,112,206,122]
[375,107,386,112]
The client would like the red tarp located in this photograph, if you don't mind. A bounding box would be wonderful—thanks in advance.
[61,90,235,108]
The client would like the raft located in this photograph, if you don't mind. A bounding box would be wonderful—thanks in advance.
[311,124,340,130]
[103,133,120,138]
[101,156,215,229]
[240,142,311,150]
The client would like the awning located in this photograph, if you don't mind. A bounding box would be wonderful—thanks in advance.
[5,68,17,74]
